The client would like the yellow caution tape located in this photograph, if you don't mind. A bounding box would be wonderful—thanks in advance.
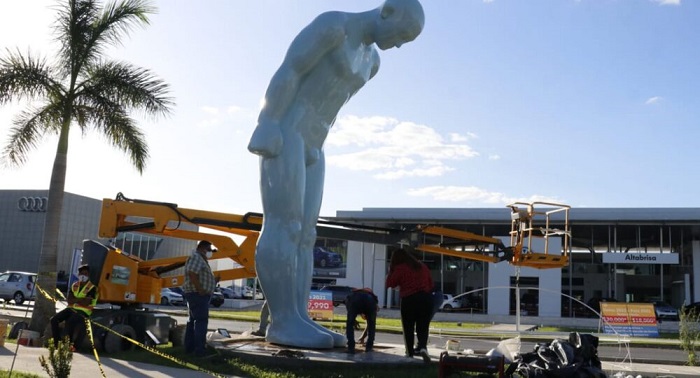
[37,284,107,378]
[36,284,225,378]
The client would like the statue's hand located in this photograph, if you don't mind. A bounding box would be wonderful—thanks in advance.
[248,122,283,158]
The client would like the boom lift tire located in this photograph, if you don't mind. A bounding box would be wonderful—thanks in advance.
[104,324,136,353]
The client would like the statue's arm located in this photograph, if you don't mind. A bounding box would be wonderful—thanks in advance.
[248,13,346,157]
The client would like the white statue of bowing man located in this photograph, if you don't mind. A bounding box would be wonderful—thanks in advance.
[248,0,424,349]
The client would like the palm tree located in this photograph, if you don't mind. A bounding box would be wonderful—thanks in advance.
[0,0,173,334]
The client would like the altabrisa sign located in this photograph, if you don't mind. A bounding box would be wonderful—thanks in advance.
[602,252,679,265]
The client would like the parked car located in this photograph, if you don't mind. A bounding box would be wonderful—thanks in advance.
[240,286,264,300]
[319,285,354,306]
[0,271,36,305]
[651,301,679,321]
[160,287,184,306]
[313,247,343,268]
[440,294,462,310]
[210,290,224,308]
[218,287,236,299]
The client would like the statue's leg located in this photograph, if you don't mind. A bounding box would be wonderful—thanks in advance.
[256,136,333,349]
[297,152,347,347]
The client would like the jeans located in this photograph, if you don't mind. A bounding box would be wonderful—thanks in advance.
[345,291,377,352]
[50,308,89,348]
[184,292,211,355]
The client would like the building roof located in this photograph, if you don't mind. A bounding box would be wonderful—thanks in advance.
[334,207,700,225]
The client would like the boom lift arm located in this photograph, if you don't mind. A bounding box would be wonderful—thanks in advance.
[92,194,570,305]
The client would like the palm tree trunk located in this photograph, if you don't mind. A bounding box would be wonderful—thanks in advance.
[29,123,70,334]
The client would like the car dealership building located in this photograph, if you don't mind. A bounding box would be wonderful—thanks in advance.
[2,189,699,317]
[330,207,700,317]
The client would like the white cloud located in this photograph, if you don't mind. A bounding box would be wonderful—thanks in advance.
[374,165,455,180]
[449,132,472,142]
[227,105,243,114]
[645,96,663,105]
[488,154,501,160]
[406,185,564,206]
[200,106,219,115]
[326,115,478,180]
[196,104,251,129]
[651,0,680,5]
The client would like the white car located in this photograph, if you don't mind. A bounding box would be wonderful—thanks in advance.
[440,294,462,310]
[242,286,265,299]
[652,301,679,321]
[0,271,37,305]
[160,287,184,306]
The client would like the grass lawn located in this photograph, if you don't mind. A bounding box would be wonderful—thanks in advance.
[0,372,41,378]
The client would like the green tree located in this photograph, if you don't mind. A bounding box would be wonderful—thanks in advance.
[0,0,173,333]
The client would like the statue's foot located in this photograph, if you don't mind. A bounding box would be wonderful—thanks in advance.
[304,318,347,347]
[266,321,334,349]
[327,329,347,347]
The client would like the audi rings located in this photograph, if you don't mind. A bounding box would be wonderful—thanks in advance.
[17,196,49,212]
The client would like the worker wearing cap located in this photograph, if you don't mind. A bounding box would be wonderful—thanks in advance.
[50,264,98,351]
[183,240,217,357]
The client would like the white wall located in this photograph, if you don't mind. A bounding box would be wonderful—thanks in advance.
[693,241,700,302]
[337,241,387,305]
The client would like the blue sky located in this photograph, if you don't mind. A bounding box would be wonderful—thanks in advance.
[1,0,698,217]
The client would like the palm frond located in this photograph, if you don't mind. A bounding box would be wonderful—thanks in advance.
[0,48,61,104]
[1,104,63,167]
[94,108,149,173]
[80,60,173,118]
[54,0,98,77]
[54,0,154,76]
[97,0,154,47]
[69,97,149,173]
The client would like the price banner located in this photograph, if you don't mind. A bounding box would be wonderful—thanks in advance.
[308,290,334,320]
[601,302,658,337]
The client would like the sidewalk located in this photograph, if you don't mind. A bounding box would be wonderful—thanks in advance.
[0,344,231,378]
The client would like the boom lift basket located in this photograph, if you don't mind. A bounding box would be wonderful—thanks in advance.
[507,202,571,269]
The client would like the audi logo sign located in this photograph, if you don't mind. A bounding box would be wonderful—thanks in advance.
[17,197,49,212]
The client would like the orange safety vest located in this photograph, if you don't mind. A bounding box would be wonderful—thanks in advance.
[70,281,98,316]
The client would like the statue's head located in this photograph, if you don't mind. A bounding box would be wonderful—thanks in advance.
[375,0,425,50]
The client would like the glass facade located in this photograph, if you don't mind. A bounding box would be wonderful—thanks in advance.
[334,207,700,318]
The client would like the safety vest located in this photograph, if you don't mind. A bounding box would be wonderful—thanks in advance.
[70,281,98,316]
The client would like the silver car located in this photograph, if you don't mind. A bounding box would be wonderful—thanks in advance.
[160,287,184,306]
[0,271,37,305]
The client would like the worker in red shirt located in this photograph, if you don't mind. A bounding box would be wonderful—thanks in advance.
[386,248,433,363]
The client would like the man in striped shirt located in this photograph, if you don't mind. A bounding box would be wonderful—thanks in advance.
[183,240,217,357]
